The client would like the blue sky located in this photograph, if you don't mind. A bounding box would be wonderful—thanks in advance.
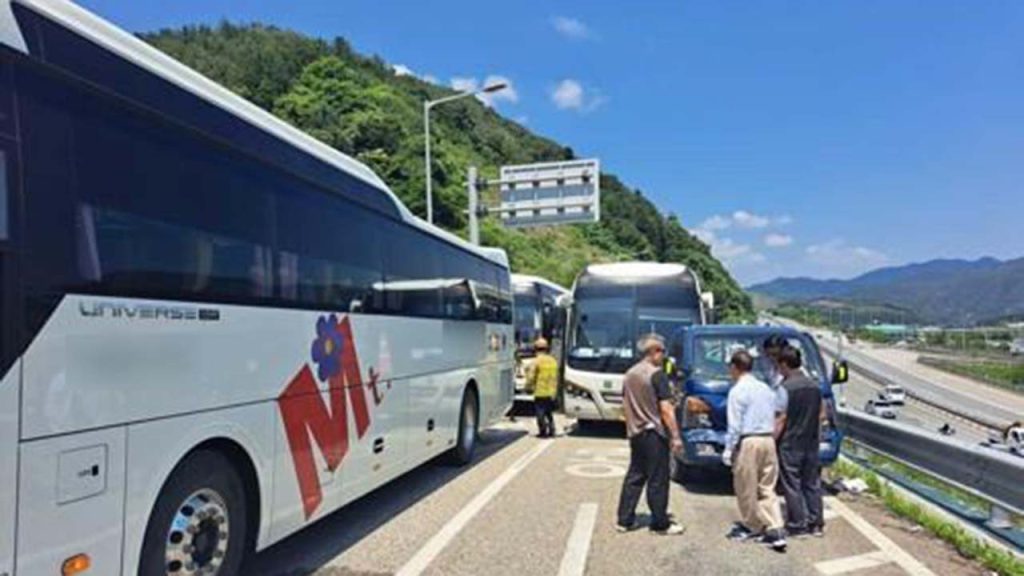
[80,0,1024,285]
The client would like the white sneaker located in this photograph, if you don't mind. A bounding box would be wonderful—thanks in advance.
[653,522,686,536]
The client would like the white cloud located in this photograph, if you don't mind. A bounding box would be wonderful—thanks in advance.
[764,233,794,248]
[422,74,439,85]
[804,239,889,278]
[732,210,770,229]
[775,214,794,226]
[449,75,519,107]
[550,79,606,112]
[392,64,414,77]
[699,214,731,232]
[551,79,584,109]
[514,115,529,125]
[551,16,591,40]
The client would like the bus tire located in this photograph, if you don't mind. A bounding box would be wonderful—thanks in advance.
[139,449,250,576]
[447,386,479,466]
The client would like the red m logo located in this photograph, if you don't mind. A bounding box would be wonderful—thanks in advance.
[277,316,380,519]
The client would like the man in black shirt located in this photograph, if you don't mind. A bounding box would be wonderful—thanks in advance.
[775,346,825,537]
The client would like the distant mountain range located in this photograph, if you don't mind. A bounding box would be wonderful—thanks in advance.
[747,257,1024,326]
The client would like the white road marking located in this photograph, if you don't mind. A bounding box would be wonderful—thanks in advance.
[815,550,890,575]
[557,503,599,576]
[825,497,937,576]
[395,440,553,576]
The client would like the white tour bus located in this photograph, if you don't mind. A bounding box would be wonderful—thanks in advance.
[510,274,569,398]
[0,2,515,575]
[563,262,713,422]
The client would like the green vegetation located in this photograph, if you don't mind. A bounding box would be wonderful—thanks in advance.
[828,458,1024,576]
[919,357,1024,394]
[770,304,901,343]
[142,23,753,321]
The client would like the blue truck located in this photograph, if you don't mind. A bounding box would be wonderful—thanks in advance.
[668,325,848,481]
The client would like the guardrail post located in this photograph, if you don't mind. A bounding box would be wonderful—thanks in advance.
[988,504,1014,530]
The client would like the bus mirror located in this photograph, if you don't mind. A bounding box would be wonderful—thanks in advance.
[831,360,849,384]
[701,291,715,310]
[556,294,573,308]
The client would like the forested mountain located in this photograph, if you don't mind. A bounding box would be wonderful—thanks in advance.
[141,23,753,321]
[749,257,1024,325]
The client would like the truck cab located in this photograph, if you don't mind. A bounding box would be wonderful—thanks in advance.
[671,326,848,478]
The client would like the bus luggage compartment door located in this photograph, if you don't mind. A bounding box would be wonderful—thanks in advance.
[0,364,18,576]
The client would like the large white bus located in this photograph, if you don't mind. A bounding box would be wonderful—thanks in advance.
[562,262,713,423]
[510,274,568,398]
[0,2,514,575]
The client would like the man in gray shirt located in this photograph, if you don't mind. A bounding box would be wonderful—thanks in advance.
[724,350,787,552]
[616,333,685,535]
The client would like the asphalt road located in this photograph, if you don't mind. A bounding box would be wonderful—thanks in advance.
[768,315,1022,430]
[837,367,989,445]
[250,415,982,576]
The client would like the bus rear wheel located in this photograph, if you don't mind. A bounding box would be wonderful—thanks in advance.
[139,449,249,576]
[447,386,479,465]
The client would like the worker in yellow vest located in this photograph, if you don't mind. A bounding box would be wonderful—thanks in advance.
[526,337,559,438]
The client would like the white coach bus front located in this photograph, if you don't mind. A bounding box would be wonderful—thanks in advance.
[562,262,713,423]
[0,1,514,574]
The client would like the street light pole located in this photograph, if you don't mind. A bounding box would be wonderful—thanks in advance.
[423,81,508,224]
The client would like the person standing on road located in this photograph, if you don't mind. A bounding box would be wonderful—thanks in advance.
[723,350,788,552]
[775,346,825,538]
[524,337,559,438]
[616,333,686,536]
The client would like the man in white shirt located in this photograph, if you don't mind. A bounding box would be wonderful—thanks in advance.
[723,350,787,552]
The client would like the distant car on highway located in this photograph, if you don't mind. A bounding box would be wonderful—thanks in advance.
[865,398,899,419]
[672,325,847,481]
[981,423,1023,457]
[880,384,906,405]
[1011,338,1024,356]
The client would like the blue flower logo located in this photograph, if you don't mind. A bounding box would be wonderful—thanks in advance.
[311,314,344,382]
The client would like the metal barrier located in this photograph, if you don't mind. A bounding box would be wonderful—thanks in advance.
[838,408,1024,539]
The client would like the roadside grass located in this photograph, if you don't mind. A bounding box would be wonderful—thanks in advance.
[827,459,1024,576]
[919,356,1024,394]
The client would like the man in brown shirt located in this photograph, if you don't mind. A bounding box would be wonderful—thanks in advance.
[616,333,685,535]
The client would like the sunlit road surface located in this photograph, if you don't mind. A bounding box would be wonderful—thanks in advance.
[251,416,980,576]
[838,368,989,445]
[769,316,1021,430]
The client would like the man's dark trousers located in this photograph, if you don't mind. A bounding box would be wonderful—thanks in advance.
[534,397,555,437]
[617,429,670,530]
[778,444,823,531]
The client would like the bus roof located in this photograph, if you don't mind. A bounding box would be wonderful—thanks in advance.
[1,0,506,267]
[582,262,691,280]
[510,274,569,295]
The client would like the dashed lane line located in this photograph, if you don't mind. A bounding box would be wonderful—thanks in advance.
[395,440,553,576]
[557,503,599,576]
[821,497,937,576]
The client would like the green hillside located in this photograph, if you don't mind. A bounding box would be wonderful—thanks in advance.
[143,23,753,322]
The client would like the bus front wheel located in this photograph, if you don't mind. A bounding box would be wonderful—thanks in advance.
[139,449,250,576]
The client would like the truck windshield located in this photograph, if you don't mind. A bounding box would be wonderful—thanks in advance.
[691,334,825,382]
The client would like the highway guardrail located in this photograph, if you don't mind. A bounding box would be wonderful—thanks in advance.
[838,408,1024,548]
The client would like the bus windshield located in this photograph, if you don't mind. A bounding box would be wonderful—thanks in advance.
[569,282,703,373]
[513,293,540,347]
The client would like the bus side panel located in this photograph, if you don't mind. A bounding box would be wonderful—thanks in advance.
[15,427,126,576]
[121,404,276,575]
[0,364,18,576]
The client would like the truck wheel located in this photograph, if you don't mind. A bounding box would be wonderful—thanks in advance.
[447,386,479,465]
[139,450,249,576]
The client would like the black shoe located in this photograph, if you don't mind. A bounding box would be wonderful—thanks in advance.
[616,521,641,533]
[810,525,825,538]
[726,523,755,541]
[760,529,788,552]
[787,526,810,539]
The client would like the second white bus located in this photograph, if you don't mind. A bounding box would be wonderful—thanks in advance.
[562,262,713,422]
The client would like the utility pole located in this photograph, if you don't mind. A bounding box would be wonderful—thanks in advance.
[467,166,479,245]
